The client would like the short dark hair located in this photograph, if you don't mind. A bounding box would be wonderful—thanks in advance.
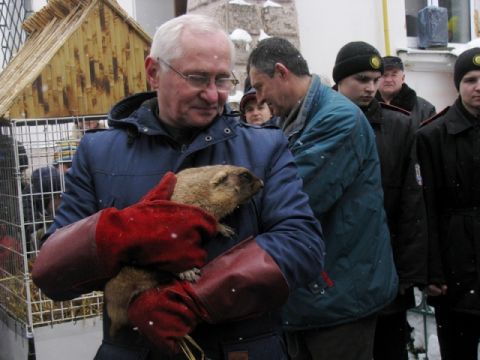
[247,37,310,78]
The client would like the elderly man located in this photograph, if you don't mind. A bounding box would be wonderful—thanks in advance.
[248,37,397,360]
[376,56,436,126]
[32,15,325,360]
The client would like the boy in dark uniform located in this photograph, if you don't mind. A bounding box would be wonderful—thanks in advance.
[334,41,428,360]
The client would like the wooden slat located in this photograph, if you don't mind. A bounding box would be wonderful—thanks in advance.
[1,0,151,120]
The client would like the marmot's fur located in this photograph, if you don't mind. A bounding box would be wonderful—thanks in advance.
[104,165,264,337]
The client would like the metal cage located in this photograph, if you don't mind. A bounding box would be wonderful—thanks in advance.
[0,116,106,359]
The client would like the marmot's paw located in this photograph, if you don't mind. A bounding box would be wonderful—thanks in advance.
[178,267,201,282]
[218,224,234,237]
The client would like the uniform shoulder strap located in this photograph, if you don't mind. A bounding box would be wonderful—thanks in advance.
[419,106,449,128]
[378,102,411,116]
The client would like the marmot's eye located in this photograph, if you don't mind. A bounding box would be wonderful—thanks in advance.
[240,172,252,181]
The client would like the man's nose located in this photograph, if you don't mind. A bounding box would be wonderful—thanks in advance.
[365,82,376,92]
[200,82,220,103]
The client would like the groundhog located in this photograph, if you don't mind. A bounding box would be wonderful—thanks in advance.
[104,165,264,337]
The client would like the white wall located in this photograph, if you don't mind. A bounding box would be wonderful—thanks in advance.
[295,0,456,111]
[116,0,134,15]
[407,70,455,111]
[296,0,391,81]
[31,0,47,11]
[133,0,175,36]
[106,0,175,36]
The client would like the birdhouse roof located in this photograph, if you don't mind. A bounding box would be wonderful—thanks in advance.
[0,0,151,120]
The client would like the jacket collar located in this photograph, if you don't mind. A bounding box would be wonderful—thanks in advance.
[445,97,477,135]
[282,74,322,138]
[361,99,382,127]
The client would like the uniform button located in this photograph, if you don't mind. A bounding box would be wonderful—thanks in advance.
[224,128,231,134]
[205,135,213,142]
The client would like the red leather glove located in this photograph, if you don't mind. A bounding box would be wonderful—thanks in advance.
[127,237,289,354]
[128,281,205,354]
[96,172,217,275]
[32,172,218,299]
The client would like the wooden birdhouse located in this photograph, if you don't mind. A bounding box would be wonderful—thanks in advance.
[0,0,152,120]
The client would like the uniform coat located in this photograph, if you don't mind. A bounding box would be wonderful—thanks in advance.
[282,75,398,329]
[46,92,325,359]
[363,99,428,312]
[417,98,480,314]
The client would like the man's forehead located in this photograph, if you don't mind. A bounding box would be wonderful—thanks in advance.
[249,68,269,86]
[354,71,382,80]
[462,69,480,78]
[384,67,403,74]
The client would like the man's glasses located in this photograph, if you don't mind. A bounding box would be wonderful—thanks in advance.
[157,58,239,93]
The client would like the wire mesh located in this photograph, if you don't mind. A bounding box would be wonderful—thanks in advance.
[0,116,107,333]
[0,0,31,69]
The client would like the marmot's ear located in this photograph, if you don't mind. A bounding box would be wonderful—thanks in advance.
[211,171,228,186]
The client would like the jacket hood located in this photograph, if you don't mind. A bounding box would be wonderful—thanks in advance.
[108,91,156,127]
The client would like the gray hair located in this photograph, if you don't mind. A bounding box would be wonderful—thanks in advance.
[150,14,235,70]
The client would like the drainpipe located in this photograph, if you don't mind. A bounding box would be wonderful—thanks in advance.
[382,0,391,55]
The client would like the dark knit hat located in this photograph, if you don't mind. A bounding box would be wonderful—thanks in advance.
[454,47,480,90]
[383,56,404,71]
[333,41,384,84]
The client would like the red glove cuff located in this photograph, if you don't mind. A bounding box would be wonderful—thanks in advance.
[191,237,289,323]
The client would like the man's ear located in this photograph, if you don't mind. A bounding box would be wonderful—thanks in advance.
[274,63,289,80]
[145,56,160,88]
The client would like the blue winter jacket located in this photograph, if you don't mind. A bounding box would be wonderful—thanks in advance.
[47,92,325,359]
[282,76,398,329]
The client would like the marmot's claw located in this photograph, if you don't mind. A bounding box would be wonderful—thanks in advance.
[178,267,201,282]
[218,224,234,237]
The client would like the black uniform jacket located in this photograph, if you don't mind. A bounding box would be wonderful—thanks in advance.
[363,99,428,312]
[417,98,480,314]
[376,83,436,127]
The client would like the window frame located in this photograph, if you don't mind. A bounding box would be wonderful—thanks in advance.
[405,0,475,48]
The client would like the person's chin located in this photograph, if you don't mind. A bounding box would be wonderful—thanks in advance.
[189,110,218,126]
[381,87,394,93]
[358,97,373,106]
[469,99,480,108]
